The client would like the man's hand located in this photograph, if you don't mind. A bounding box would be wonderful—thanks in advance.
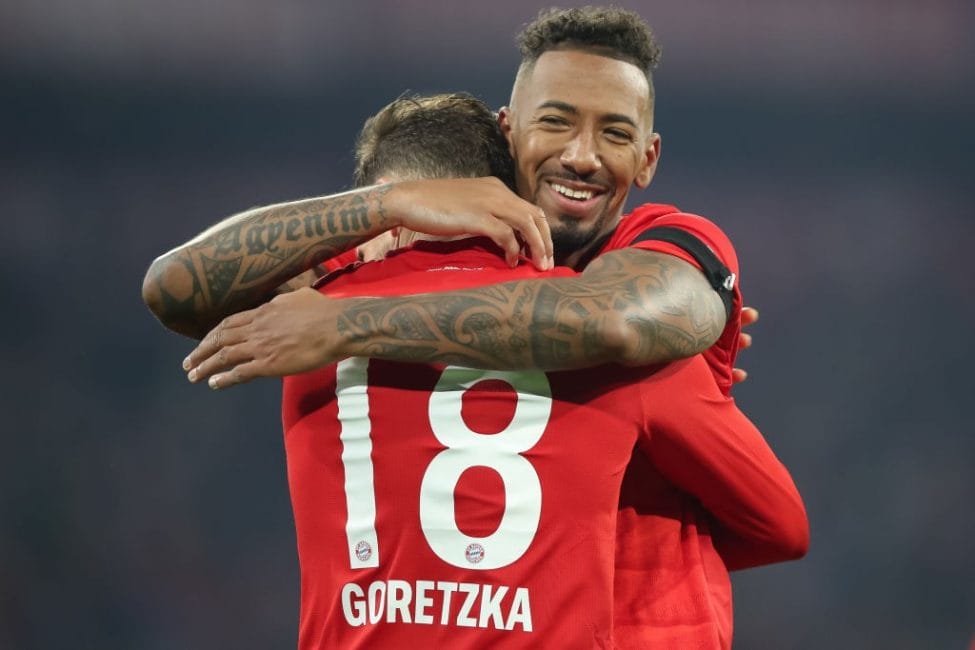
[390,177,553,270]
[732,307,759,384]
[183,288,345,389]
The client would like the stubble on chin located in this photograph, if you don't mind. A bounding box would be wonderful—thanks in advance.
[550,215,606,265]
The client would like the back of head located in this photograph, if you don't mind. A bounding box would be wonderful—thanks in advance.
[516,6,660,93]
[354,93,515,189]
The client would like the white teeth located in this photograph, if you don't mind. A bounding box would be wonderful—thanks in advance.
[551,183,594,201]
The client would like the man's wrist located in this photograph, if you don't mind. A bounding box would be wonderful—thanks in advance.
[326,295,372,360]
[379,182,409,230]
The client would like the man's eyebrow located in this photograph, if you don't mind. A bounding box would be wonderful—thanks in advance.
[603,113,639,129]
[537,101,639,129]
[538,100,578,114]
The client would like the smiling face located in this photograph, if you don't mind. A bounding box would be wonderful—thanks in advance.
[500,49,661,265]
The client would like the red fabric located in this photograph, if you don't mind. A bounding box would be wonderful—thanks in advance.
[282,233,804,648]
[603,205,740,649]
[320,248,360,273]
[604,204,799,649]
[614,358,808,650]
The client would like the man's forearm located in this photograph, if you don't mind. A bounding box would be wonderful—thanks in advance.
[335,249,724,370]
[142,185,392,338]
[640,359,810,570]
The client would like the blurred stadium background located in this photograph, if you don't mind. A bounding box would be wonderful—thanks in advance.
[1,0,973,647]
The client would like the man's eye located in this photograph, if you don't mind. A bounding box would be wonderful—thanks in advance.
[606,129,634,142]
[540,116,567,126]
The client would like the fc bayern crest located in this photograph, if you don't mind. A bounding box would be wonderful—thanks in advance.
[355,541,372,562]
[465,543,485,564]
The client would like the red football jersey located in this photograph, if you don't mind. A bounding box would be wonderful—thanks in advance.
[604,204,744,649]
[283,238,804,649]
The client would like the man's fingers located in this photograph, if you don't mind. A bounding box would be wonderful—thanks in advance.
[208,360,261,391]
[183,313,254,370]
[739,332,753,350]
[732,368,748,384]
[510,206,553,271]
[535,209,554,264]
[741,307,759,327]
[187,343,253,383]
[481,221,522,268]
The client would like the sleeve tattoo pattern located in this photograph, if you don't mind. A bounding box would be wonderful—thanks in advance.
[335,248,725,370]
[146,187,390,335]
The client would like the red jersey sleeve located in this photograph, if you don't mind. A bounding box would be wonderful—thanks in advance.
[608,205,743,395]
[636,356,809,570]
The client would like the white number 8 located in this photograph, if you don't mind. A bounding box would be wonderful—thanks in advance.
[421,367,550,570]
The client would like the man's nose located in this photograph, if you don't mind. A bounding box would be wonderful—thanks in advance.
[560,132,601,177]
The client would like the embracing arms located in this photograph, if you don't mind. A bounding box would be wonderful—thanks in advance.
[183,243,727,385]
[328,247,725,369]
[142,178,553,339]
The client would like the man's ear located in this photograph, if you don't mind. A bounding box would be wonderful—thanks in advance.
[498,107,515,156]
[634,133,662,189]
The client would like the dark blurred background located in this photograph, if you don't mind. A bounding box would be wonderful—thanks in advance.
[2,0,973,648]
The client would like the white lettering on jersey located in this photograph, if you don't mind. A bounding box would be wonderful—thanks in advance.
[414,580,435,625]
[456,582,479,628]
[340,579,532,632]
[367,580,385,624]
[437,581,457,625]
[341,583,366,627]
[478,585,508,629]
[386,580,412,623]
[507,587,533,632]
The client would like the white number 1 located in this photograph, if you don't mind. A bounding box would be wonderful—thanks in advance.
[336,357,380,569]
[335,358,552,571]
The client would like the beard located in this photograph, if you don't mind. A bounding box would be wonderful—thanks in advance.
[550,212,611,266]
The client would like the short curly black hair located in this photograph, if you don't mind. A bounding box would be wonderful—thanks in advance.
[517,6,660,77]
[354,93,515,190]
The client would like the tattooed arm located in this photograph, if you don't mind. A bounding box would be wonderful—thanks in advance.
[141,186,393,339]
[142,177,551,339]
[184,247,726,385]
[333,248,725,369]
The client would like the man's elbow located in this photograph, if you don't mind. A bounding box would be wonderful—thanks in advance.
[613,300,724,366]
[769,502,810,563]
[141,255,208,340]
[625,261,728,363]
[783,509,811,560]
[141,258,165,319]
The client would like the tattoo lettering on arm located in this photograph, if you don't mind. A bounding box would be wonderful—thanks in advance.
[143,186,392,339]
[333,248,726,370]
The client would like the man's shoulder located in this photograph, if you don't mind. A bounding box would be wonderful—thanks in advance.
[618,203,726,242]
[609,203,738,274]
[622,202,682,224]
